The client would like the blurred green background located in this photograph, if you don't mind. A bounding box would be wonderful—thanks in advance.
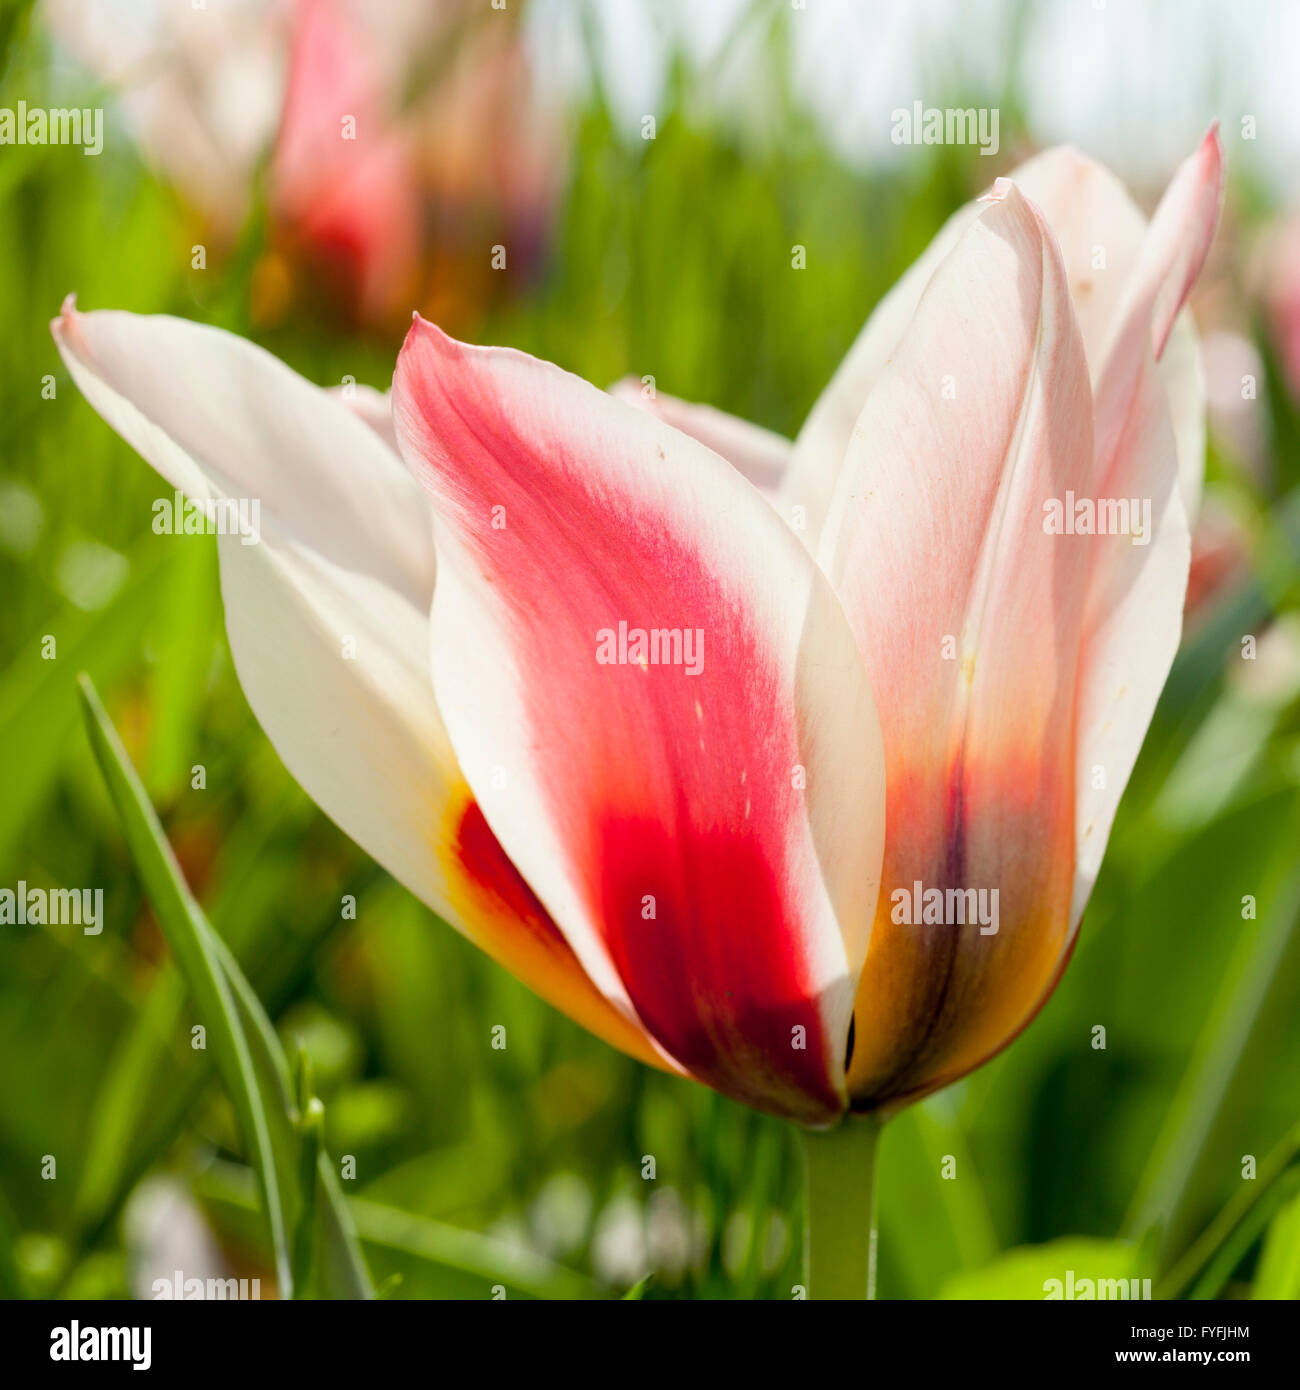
[1,0,1298,1300]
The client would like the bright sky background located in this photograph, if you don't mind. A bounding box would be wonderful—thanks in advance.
[526,0,1300,198]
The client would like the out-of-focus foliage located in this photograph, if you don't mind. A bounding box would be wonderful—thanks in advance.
[0,0,1297,1299]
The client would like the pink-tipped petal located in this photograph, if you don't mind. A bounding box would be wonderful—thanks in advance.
[1071,129,1223,927]
[1014,146,1211,521]
[821,186,1095,1108]
[782,141,1214,551]
[1116,127,1222,367]
[394,320,885,1123]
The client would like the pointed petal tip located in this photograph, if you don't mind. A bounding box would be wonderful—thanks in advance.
[51,293,79,340]
[978,175,1016,205]
[1197,121,1224,181]
[1204,123,1225,199]
[1184,123,1224,214]
[405,308,445,342]
[402,308,433,344]
[395,316,459,410]
[399,313,474,370]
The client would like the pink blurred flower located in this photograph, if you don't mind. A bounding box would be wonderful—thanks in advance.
[269,0,423,326]
[1186,493,1251,618]
[46,0,563,330]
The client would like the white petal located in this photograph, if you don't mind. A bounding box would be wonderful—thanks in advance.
[53,301,675,1071]
[607,378,792,493]
[52,302,452,911]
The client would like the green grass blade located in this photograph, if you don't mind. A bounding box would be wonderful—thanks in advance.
[1254,1184,1300,1298]
[75,672,294,1295]
[1191,1173,1300,1300]
[1124,823,1300,1258]
[291,1114,324,1297]
[1156,1121,1300,1298]
[193,1163,600,1300]
[314,1157,375,1300]
[205,931,374,1299]
[348,1199,603,1300]
[72,973,189,1228]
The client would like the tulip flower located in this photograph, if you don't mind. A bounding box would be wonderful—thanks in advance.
[269,0,424,326]
[270,0,564,328]
[45,0,562,330]
[52,129,1220,1298]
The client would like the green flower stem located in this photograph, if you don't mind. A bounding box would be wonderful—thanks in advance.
[800,1113,884,1299]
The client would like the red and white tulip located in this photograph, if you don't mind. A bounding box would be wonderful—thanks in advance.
[51,132,1221,1128]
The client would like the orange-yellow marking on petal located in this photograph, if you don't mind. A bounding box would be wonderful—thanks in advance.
[846,745,1076,1111]
[436,785,674,1074]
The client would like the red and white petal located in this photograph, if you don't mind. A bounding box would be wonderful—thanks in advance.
[1071,130,1223,928]
[52,302,667,1074]
[820,185,1095,1109]
[607,377,792,494]
[394,319,885,1124]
